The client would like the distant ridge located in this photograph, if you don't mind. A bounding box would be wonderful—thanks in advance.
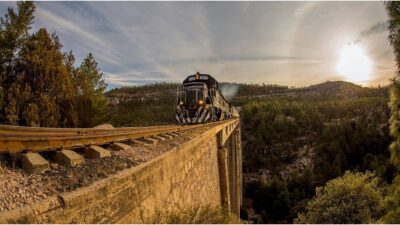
[105,80,388,105]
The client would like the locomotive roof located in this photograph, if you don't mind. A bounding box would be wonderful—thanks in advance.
[182,73,219,89]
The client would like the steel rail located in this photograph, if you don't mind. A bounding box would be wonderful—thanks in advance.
[0,120,235,153]
[0,124,173,137]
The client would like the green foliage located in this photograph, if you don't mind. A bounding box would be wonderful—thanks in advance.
[19,28,77,127]
[142,205,240,224]
[104,83,179,126]
[241,96,391,223]
[0,1,35,123]
[246,179,291,223]
[295,171,385,224]
[387,1,400,171]
[0,2,106,128]
[381,175,400,223]
[383,3,400,222]
[74,53,107,127]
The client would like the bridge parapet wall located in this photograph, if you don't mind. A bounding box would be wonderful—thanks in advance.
[0,119,241,223]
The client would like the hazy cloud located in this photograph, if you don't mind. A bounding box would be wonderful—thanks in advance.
[354,21,388,43]
[0,1,395,87]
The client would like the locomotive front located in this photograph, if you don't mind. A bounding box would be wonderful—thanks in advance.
[175,73,212,124]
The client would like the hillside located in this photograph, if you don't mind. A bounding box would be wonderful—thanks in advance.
[105,80,387,107]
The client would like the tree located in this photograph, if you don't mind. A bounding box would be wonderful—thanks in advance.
[0,2,106,128]
[295,171,384,224]
[383,2,400,222]
[74,53,107,127]
[380,175,400,223]
[0,1,35,124]
[17,28,77,127]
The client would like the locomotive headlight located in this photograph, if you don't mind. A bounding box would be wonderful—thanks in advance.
[179,101,184,105]
[198,100,204,105]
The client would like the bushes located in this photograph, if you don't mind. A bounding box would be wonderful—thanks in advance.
[295,171,385,224]
[142,205,240,224]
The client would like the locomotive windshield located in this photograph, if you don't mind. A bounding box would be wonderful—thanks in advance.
[181,83,206,106]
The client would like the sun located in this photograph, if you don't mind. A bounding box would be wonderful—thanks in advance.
[336,44,372,83]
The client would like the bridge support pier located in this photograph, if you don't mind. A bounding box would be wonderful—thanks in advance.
[217,147,231,210]
[217,125,242,218]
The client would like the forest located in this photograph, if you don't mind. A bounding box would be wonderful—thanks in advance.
[240,95,394,223]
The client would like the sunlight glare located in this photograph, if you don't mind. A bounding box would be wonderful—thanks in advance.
[336,44,372,83]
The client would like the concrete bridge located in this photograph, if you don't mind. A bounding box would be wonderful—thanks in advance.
[0,119,242,223]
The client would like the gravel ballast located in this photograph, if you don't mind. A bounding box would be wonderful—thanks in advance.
[0,124,216,212]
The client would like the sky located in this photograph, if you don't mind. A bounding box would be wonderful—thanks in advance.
[0,1,396,89]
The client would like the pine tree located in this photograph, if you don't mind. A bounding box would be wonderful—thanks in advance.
[0,1,35,124]
[383,2,400,223]
[387,1,400,171]
[0,2,106,128]
[74,53,107,127]
[18,28,77,127]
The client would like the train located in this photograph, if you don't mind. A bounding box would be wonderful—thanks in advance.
[175,72,239,125]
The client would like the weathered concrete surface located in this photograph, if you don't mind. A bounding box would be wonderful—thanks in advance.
[108,142,131,151]
[159,134,173,140]
[0,119,241,223]
[152,135,166,141]
[141,137,159,145]
[20,153,50,174]
[218,147,231,210]
[84,145,111,159]
[56,150,84,166]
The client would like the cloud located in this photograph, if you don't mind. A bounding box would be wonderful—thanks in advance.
[36,6,123,66]
[354,21,388,43]
[15,1,394,88]
[294,2,317,17]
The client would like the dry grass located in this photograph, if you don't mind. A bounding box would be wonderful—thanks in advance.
[142,205,241,224]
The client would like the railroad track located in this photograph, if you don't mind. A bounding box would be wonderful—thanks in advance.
[0,120,237,173]
[0,121,226,154]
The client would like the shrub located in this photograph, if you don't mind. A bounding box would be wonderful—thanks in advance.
[142,205,240,224]
[295,171,384,224]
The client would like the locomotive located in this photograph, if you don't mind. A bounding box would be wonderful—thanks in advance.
[175,72,239,125]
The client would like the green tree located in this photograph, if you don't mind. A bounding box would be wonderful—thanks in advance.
[383,2,400,222]
[74,53,107,127]
[18,28,77,127]
[295,171,384,224]
[387,1,400,171]
[380,176,400,223]
[0,1,35,124]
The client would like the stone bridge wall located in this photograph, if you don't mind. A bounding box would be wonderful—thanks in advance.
[0,120,242,223]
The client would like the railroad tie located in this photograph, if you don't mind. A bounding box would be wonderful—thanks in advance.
[141,137,159,145]
[172,131,184,136]
[129,139,150,147]
[55,149,84,166]
[152,135,166,141]
[20,152,50,174]
[108,142,131,151]
[168,132,180,137]
[85,145,111,159]
[160,134,173,140]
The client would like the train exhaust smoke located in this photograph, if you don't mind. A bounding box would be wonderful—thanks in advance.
[220,83,239,100]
